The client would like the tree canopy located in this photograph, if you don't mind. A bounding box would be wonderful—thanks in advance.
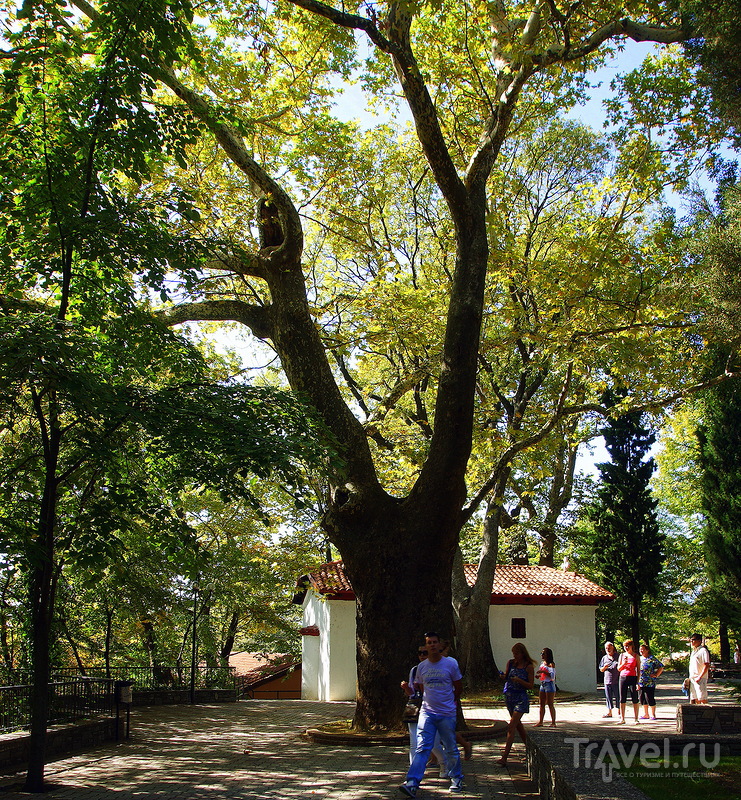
[0,3,335,787]
[2,0,739,743]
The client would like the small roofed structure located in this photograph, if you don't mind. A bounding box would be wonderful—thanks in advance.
[229,652,301,700]
[293,562,614,700]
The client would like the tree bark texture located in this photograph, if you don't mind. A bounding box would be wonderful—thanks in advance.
[25,420,61,793]
[538,438,578,567]
[453,496,503,690]
[324,480,463,728]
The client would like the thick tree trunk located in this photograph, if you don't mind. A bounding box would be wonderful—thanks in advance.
[148,14,495,731]
[26,597,52,793]
[325,489,462,730]
[453,498,502,690]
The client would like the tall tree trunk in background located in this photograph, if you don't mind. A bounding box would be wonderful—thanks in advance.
[59,612,86,674]
[630,599,641,647]
[25,408,61,793]
[220,611,240,665]
[453,495,503,690]
[538,437,578,567]
[104,608,114,680]
[719,621,730,662]
[140,619,162,680]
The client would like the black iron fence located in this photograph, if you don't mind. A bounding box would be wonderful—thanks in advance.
[0,677,115,734]
[50,665,235,690]
[0,666,235,734]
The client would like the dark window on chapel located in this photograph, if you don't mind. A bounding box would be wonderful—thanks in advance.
[511,618,526,638]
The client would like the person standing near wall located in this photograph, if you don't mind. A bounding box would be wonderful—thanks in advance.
[534,647,556,727]
[688,633,710,704]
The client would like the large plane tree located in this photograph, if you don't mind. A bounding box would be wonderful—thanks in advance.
[40,0,736,731]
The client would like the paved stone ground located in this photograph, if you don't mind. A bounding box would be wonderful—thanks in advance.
[0,675,732,799]
[526,673,736,737]
[0,702,534,800]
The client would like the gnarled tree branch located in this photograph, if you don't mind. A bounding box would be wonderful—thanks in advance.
[158,300,273,340]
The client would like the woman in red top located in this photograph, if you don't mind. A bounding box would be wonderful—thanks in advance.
[617,639,640,724]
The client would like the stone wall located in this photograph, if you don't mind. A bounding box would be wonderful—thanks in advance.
[0,717,119,772]
[526,725,741,800]
[525,731,650,800]
[0,689,236,772]
[676,704,741,734]
[131,688,236,706]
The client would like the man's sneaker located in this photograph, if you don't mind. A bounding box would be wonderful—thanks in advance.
[449,778,465,793]
[398,783,417,798]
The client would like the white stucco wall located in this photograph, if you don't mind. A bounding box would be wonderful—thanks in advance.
[301,593,600,700]
[488,604,598,693]
[301,592,357,701]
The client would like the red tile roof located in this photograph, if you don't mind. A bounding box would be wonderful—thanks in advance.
[297,561,613,605]
[228,652,299,686]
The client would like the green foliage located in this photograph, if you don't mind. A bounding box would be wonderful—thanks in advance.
[697,350,741,589]
[46,487,326,672]
[683,0,741,144]
[585,393,665,636]
[0,0,337,698]
[685,175,741,348]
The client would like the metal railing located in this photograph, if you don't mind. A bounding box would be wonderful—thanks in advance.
[50,665,236,691]
[0,677,115,734]
[0,665,235,733]
[0,683,31,733]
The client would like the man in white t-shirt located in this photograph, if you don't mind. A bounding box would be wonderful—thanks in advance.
[688,633,710,704]
[398,632,464,797]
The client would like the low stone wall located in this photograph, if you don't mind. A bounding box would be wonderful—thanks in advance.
[0,717,119,773]
[131,688,236,706]
[526,726,741,800]
[0,689,236,772]
[676,704,741,734]
[526,732,649,800]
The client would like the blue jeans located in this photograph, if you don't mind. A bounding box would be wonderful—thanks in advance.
[604,682,619,711]
[404,710,463,787]
[407,722,444,766]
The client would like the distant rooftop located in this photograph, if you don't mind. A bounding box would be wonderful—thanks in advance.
[228,652,298,688]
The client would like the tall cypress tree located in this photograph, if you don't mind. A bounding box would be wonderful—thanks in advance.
[588,395,665,645]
